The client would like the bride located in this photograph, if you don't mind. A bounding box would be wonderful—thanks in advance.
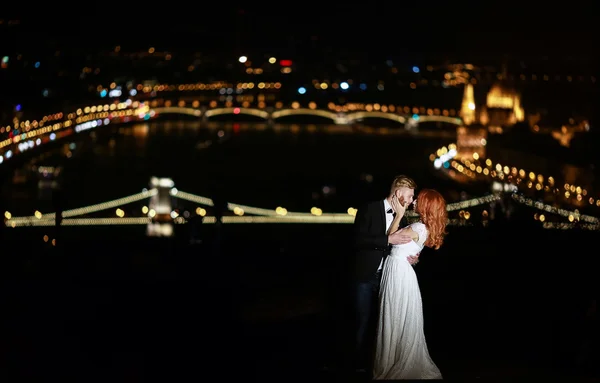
[373,189,447,380]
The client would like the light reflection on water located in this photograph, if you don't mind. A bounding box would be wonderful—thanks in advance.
[2,120,454,216]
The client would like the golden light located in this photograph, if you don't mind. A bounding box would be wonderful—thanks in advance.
[195,207,206,216]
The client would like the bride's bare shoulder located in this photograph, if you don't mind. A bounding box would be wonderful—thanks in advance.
[408,222,428,242]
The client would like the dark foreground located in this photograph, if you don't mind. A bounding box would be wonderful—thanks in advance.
[1,222,598,382]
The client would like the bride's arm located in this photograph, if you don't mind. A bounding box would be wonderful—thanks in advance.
[387,214,403,235]
[387,196,407,235]
[400,227,419,242]
[388,219,419,242]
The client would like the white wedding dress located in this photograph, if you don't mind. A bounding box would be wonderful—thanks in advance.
[373,222,442,380]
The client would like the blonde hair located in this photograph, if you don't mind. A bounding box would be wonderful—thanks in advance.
[390,175,417,195]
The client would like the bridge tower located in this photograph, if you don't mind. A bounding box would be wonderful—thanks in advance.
[146,177,175,237]
[405,116,419,131]
[201,106,208,124]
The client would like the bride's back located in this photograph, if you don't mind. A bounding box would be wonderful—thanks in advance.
[389,222,428,259]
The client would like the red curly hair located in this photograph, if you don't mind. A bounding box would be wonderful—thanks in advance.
[415,189,448,250]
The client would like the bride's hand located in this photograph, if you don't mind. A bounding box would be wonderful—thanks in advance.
[391,196,406,216]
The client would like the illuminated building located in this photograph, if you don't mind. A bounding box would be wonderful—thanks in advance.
[457,71,525,158]
[459,80,525,133]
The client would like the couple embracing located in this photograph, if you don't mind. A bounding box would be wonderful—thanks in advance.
[353,175,447,380]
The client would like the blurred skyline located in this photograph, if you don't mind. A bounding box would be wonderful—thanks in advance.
[1,6,599,382]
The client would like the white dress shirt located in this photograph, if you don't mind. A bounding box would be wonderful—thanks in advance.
[383,198,394,233]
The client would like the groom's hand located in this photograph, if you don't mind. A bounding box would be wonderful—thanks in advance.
[388,230,412,245]
[407,254,419,265]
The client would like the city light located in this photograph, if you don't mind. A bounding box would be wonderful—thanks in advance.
[238,56,247,63]
[2,71,596,228]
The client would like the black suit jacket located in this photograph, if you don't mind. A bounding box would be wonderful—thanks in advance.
[353,200,408,283]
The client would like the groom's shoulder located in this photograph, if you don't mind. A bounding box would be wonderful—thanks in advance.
[358,199,381,211]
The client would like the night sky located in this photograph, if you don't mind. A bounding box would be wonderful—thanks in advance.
[2,3,596,61]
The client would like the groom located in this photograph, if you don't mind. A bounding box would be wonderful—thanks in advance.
[352,175,419,372]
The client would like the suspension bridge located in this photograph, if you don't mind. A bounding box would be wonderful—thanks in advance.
[4,177,599,234]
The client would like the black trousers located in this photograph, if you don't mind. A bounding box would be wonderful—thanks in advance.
[354,270,382,369]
